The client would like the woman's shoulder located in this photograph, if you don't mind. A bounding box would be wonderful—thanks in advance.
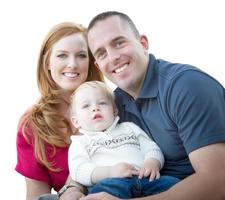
[17,107,35,144]
[17,104,35,128]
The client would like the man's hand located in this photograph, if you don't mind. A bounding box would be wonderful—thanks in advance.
[80,192,120,200]
[59,187,85,200]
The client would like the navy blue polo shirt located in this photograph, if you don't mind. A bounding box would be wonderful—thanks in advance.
[115,54,225,179]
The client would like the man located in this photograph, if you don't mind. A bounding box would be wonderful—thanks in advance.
[83,11,225,200]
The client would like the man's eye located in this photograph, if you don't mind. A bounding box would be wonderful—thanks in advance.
[115,41,124,48]
[97,51,106,60]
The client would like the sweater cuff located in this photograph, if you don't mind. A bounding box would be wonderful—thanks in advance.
[144,150,165,169]
[75,163,96,186]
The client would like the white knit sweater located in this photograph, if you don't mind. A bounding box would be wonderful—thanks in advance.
[69,117,164,186]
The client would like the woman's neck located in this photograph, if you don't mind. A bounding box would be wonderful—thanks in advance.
[59,89,73,104]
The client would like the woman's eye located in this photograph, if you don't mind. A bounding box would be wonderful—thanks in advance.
[57,54,67,58]
[78,54,87,58]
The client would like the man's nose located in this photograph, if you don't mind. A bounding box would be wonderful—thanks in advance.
[107,49,120,63]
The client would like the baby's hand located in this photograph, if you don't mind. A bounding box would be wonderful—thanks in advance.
[109,162,138,178]
[138,158,161,181]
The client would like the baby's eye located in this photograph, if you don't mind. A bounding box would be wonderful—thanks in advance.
[82,104,89,109]
[99,101,107,105]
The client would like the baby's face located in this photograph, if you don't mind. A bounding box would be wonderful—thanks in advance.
[72,87,115,132]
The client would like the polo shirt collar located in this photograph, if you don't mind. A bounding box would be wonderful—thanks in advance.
[115,54,159,106]
[139,54,158,99]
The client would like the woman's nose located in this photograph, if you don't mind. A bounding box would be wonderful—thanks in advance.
[67,57,77,68]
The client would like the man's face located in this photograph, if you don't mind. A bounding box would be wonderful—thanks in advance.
[88,16,149,97]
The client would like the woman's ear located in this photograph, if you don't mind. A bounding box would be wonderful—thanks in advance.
[71,116,80,129]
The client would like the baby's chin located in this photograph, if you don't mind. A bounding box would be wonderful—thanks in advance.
[92,125,108,132]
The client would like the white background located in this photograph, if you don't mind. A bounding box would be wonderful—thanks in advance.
[1,0,225,199]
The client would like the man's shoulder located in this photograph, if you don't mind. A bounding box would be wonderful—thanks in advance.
[157,58,224,93]
[156,58,200,81]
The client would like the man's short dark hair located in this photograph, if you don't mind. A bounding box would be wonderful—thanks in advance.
[88,11,140,38]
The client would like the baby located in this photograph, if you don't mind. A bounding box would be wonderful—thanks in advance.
[69,81,179,198]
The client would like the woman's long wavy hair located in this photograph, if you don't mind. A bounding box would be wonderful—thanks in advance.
[19,22,104,171]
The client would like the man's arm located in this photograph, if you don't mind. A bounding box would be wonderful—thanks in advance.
[80,142,225,200]
[142,142,225,200]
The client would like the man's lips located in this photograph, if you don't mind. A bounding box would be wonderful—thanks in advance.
[113,64,128,73]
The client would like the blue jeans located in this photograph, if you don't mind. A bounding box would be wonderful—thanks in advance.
[88,175,179,199]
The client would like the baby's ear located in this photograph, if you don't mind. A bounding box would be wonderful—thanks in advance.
[114,107,118,116]
[71,116,80,129]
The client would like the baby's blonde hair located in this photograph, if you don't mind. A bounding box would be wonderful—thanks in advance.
[70,81,118,116]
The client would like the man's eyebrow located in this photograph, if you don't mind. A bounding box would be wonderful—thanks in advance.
[93,36,125,57]
[111,36,125,43]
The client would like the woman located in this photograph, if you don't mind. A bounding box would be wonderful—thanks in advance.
[15,22,104,200]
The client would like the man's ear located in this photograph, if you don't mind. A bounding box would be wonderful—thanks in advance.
[71,116,80,129]
[139,35,149,51]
